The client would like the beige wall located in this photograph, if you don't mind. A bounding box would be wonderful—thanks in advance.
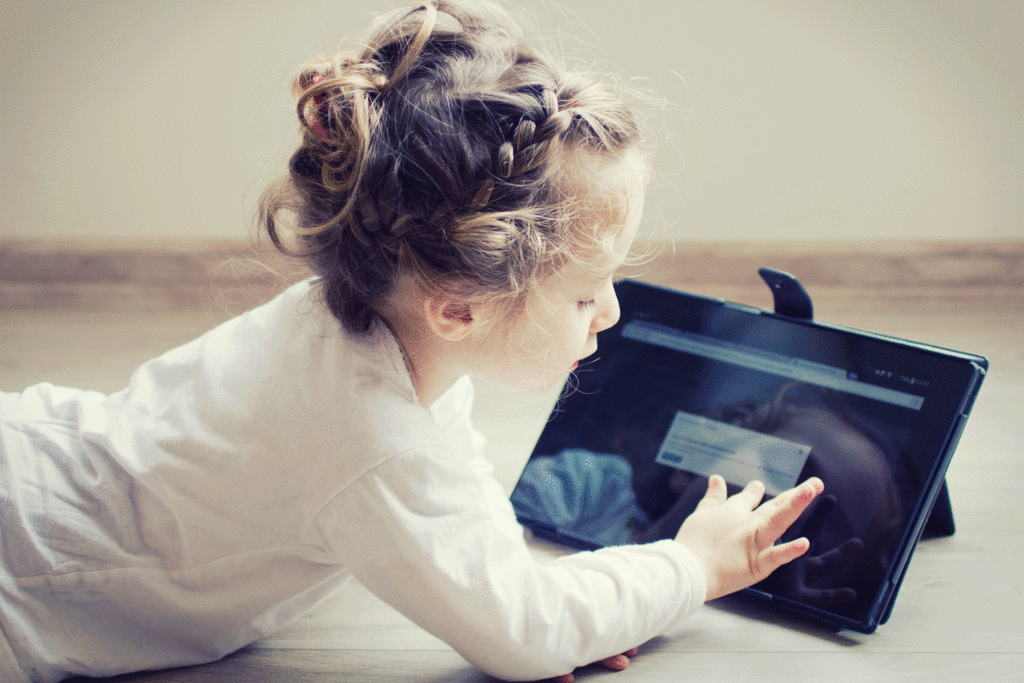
[1,0,1021,242]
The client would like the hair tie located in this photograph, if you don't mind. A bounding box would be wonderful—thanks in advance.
[309,74,329,138]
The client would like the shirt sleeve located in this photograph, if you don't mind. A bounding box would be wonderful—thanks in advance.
[427,376,521,532]
[315,444,707,682]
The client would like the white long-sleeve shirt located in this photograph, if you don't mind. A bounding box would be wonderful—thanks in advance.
[0,280,706,683]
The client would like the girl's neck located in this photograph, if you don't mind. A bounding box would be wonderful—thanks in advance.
[380,280,468,409]
[390,324,460,408]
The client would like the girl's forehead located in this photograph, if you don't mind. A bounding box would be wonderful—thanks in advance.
[553,173,645,290]
[564,151,645,232]
[562,147,646,206]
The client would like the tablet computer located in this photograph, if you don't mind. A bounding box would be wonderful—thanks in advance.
[510,278,987,633]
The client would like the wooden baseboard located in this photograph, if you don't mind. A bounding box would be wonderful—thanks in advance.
[2,238,1022,311]
[633,240,1024,290]
[0,239,308,312]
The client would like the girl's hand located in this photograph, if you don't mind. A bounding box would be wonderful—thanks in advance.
[552,647,640,683]
[549,476,820,682]
[675,475,824,602]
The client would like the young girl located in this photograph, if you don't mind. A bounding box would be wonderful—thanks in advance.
[0,2,823,681]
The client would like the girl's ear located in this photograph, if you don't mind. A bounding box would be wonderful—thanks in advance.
[423,297,476,342]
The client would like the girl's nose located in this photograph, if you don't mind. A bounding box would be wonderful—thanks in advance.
[591,286,621,334]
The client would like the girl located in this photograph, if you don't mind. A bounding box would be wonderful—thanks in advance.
[0,2,823,681]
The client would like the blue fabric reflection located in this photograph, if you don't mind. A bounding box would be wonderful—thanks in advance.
[511,449,650,547]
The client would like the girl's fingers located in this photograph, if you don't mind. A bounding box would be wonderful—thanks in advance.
[758,478,824,543]
[695,474,729,509]
[557,647,640,682]
[758,536,811,574]
[732,479,767,510]
[600,654,630,671]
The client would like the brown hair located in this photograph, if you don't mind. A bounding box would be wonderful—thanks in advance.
[260,0,641,333]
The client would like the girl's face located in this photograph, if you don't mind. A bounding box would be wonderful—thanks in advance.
[470,154,645,394]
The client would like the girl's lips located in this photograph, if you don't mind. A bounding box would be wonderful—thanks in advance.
[571,361,579,371]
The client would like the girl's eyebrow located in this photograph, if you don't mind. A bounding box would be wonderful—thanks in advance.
[576,264,620,291]
[604,248,633,277]
[580,258,617,281]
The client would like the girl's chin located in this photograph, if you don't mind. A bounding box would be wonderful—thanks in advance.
[473,369,569,397]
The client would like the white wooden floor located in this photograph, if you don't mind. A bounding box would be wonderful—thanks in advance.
[2,284,1022,683]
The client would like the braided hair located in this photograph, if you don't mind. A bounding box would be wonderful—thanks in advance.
[260,0,641,333]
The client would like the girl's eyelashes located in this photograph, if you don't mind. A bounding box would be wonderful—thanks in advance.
[578,299,596,310]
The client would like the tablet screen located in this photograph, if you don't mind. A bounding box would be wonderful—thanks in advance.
[511,280,984,630]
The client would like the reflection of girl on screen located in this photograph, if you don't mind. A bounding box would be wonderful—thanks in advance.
[708,385,902,548]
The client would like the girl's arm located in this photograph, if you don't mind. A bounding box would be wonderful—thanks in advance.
[318,444,822,682]
[318,447,707,682]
